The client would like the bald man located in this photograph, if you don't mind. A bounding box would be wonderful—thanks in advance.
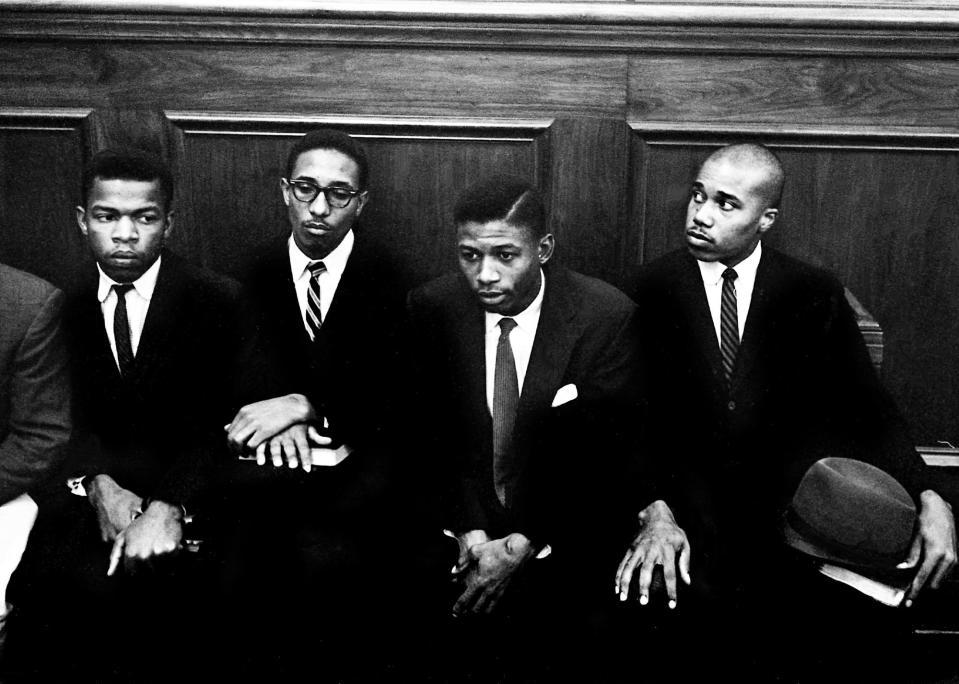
[614,144,955,680]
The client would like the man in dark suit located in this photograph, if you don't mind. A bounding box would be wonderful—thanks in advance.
[0,263,70,659]
[614,144,956,679]
[221,129,410,677]
[11,148,238,679]
[406,176,640,679]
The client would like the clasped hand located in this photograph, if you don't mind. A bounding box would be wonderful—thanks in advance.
[88,475,183,576]
[225,394,332,472]
[451,530,538,616]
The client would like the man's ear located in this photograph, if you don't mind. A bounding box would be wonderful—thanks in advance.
[163,210,174,242]
[280,179,292,207]
[759,208,778,234]
[354,190,369,219]
[538,233,555,265]
[75,206,88,237]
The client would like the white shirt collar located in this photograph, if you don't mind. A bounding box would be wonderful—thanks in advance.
[96,254,162,303]
[288,230,354,281]
[485,268,546,334]
[696,240,762,286]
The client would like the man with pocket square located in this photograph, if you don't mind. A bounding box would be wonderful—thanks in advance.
[405,175,641,678]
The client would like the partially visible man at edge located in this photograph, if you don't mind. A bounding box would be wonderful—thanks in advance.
[0,262,70,663]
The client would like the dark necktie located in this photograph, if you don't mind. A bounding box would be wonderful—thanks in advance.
[305,261,326,341]
[113,283,135,377]
[493,317,520,507]
[720,267,739,384]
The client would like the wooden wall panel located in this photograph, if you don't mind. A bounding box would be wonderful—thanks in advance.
[630,131,959,443]
[0,43,626,119]
[173,115,549,283]
[629,56,959,131]
[0,113,88,288]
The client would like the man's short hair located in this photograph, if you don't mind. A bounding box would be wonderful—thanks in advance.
[81,148,174,211]
[453,176,546,239]
[704,143,785,209]
[285,129,370,190]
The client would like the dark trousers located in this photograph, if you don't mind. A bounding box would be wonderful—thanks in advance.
[5,489,216,682]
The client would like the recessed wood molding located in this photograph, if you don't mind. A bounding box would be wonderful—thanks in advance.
[0,107,93,131]
[628,122,959,151]
[166,111,554,142]
[3,1,959,56]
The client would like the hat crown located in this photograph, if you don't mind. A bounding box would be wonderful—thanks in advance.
[784,458,916,570]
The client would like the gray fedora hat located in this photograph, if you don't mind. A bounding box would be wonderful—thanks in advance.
[782,457,917,572]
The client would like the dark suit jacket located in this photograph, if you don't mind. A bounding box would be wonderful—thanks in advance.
[227,236,410,561]
[233,237,408,454]
[406,265,641,561]
[633,246,930,592]
[59,250,239,510]
[0,264,71,507]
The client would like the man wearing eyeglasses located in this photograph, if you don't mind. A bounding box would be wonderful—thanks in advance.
[221,129,411,676]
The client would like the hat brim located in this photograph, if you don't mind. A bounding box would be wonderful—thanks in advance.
[781,516,916,575]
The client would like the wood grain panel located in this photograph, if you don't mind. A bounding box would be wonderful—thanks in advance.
[173,115,549,284]
[0,112,88,288]
[0,43,625,119]
[629,132,959,445]
[629,56,959,130]
[546,117,633,287]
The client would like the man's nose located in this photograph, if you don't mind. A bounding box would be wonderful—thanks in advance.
[692,202,714,227]
[112,216,138,242]
[309,191,331,217]
[478,259,500,284]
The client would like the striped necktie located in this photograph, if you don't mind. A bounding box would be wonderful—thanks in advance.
[305,260,326,341]
[113,283,135,377]
[720,267,739,384]
[493,317,519,507]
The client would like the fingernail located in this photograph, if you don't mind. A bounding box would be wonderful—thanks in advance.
[905,599,913,608]
[639,595,648,606]
[619,591,626,602]
[668,600,676,610]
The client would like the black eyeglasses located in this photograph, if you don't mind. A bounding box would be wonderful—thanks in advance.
[283,178,362,209]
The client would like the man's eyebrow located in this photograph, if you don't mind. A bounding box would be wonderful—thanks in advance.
[716,191,742,204]
[292,176,355,189]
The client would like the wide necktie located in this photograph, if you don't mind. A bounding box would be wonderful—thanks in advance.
[305,260,326,341]
[113,283,135,377]
[493,317,519,507]
[720,267,739,384]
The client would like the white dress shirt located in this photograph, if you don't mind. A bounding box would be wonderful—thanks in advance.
[484,270,546,415]
[696,241,762,346]
[96,256,161,370]
[288,230,354,335]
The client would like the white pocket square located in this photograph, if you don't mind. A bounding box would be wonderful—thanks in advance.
[551,383,578,407]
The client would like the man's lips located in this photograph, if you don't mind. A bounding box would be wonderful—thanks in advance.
[304,221,330,231]
[478,291,505,299]
[109,252,139,260]
[686,228,712,244]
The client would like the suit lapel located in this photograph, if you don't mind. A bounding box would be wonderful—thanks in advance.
[730,247,775,393]
[130,255,179,385]
[451,280,490,440]
[516,267,577,426]
[80,281,124,385]
[678,254,727,388]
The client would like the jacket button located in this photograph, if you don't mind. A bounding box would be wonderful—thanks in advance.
[727,400,736,411]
